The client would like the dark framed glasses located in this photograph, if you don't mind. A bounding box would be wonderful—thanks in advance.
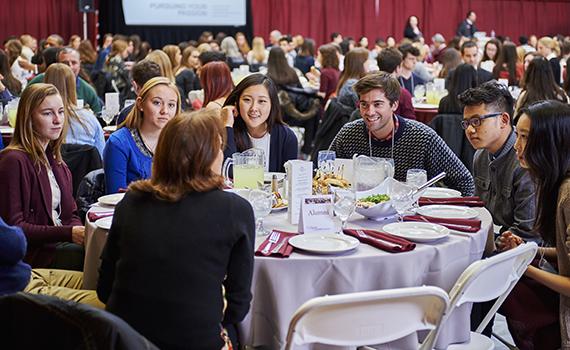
[461,112,502,130]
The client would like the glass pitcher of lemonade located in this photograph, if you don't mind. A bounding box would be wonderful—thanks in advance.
[223,148,265,189]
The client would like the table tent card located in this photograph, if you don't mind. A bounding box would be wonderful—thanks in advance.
[298,195,336,234]
[285,160,313,225]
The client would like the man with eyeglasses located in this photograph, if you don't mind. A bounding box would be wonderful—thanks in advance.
[330,72,474,195]
[459,81,537,243]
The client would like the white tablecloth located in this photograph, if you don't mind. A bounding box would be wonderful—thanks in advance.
[83,204,492,349]
[239,209,492,349]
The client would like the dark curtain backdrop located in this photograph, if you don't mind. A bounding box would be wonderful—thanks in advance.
[2,0,569,50]
[98,0,253,49]
[0,0,98,45]
[251,0,570,46]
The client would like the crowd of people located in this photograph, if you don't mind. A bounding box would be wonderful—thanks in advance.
[1,12,570,349]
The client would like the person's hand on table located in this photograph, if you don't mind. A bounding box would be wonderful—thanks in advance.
[496,231,523,252]
[221,106,236,128]
[72,226,85,245]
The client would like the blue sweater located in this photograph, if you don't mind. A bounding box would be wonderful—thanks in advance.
[224,124,298,173]
[66,108,106,158]
[103,127,152,194]
[0,217,31,295]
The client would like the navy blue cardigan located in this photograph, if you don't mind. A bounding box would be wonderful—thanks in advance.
[224,124,298,173]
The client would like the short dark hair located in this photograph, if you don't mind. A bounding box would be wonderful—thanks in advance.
[198,51,226,66]
[279,35,291,44]
[398,44,420,59]
[331,32,341,41]
[353,72,401,105]
[466,10,475,18]
[458,80,514,120]
[131,59,161,87]
[519,36,528,45]
[376,48,402,74]
[460,41,478,55]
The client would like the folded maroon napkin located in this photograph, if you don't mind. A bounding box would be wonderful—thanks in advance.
[418,196,485,207]
[343,229,415,253]
[255,230,298,258]
[87,211,114,222]
[404,215,481,233]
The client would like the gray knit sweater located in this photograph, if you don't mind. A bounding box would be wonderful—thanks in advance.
[329,115,475,196]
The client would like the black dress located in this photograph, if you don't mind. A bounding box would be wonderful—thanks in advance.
[97,189,255,350]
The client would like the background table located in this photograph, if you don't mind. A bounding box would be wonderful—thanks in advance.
[239,208,492,350]
[414,107,439,125]
[83,204,492,349]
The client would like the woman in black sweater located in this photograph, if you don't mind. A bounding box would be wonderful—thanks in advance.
[97,109,255,350]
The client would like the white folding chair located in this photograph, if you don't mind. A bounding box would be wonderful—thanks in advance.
[425,242,538,350]
[284,286,449,350]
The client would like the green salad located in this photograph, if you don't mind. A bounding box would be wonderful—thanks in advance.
[359,194,391,204]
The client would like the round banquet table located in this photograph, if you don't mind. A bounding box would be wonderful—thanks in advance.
[83,204,492,350]
[414,107,439,125]
[239,208,492,350]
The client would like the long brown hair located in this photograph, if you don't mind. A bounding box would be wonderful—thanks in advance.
[492,42,518,86]
[44,63,88,135]
[318,44,339,70]
[5,84,66,166]
[129,110,226,201]
[336,47,369,95]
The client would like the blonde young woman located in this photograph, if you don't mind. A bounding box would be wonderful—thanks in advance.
[103,77,181,194]
[145,50,176,83]
[44,63,105,157]
[537,36,562,84]
[247,37,268,66]
[162,45,182,74]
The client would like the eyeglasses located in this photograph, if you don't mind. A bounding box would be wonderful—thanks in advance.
[461,112,502,130]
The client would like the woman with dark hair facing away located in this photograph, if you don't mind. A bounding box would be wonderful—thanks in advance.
[268,47,320,155]
[221,73,298,173]
[98,109,255,349]
[0,84,85,270]
[438,63,478,114]
[267,47,302,88]
[317,44,340,103]
[294,38,315,76]
[497,100,570,350]
[335,47,369,109]
[493,41,523,87]
[514,57,568,116]
[200,61,234,111]
[404,15,423,41]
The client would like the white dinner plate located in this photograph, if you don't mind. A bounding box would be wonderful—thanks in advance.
[383,222,449,243]
[97,193,125,206]
[95,216,113,230]
[288,233,360,254]
[413,103,438,110]
[416,205,479,219]
[422,187,462,199]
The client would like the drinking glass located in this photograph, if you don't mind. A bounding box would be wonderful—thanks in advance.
[333,189,356,232]
[390,185,415,221]
[317,150,336,174]
[100,107,115,127]
[413,84,425,103]
[248,189,273,236]
[406,169,427,188]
